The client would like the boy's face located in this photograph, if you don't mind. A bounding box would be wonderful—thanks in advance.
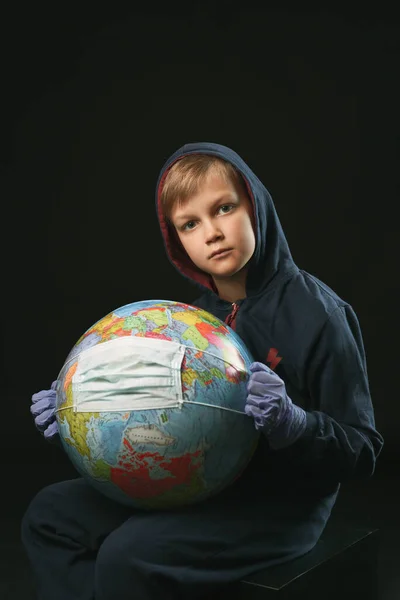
[170,171,256,292]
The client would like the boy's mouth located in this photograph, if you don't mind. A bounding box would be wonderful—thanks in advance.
[209,248,233,259]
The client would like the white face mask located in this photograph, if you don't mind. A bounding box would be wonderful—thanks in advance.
[70,336,186,412]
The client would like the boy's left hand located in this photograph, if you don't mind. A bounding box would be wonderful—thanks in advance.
[245,362,307,450]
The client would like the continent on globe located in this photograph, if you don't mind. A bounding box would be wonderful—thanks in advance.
[124,424,175,447]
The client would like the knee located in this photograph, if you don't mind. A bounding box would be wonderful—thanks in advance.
[95,523,172,600]
[96,526,136,578]
[95,529,135,595]
[21,482,64,540]
[95,521,158,583]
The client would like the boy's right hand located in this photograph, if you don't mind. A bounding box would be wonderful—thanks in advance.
[30,381,60,441]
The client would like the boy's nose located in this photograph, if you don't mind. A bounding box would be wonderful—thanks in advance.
[204,220,224,242]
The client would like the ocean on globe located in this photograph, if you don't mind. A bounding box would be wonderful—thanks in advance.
[55,300,259,509]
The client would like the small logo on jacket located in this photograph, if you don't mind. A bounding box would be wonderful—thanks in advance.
[266,348,282,371]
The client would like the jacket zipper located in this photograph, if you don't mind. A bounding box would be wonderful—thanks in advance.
[225,302,240,327]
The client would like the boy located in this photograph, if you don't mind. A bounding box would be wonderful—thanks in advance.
[24,142,384,600]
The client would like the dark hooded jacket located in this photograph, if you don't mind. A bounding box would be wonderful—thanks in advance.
[156,142,383,500]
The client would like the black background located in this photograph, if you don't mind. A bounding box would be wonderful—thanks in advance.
[3,5,399,474]
[2,6,400,598]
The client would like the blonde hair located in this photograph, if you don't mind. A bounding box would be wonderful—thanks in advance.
[160,154,247,223]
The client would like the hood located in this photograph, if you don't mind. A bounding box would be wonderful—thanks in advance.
[155,142,296,299]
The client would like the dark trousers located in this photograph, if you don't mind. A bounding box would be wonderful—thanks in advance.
[21,475,335,600]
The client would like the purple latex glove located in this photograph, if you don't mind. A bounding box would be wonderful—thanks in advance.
[245,362,307,450]
[30,380,60,441]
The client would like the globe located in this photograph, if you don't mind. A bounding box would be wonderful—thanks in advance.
[55,300,259,509]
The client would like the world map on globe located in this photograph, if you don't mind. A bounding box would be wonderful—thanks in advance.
[55,300,259,509]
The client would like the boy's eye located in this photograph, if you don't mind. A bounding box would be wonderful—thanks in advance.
[181,205,234,231]
[183,220,196,231]
[219,204,234,214]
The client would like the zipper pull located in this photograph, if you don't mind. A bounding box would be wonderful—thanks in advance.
[226,302,239,327]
